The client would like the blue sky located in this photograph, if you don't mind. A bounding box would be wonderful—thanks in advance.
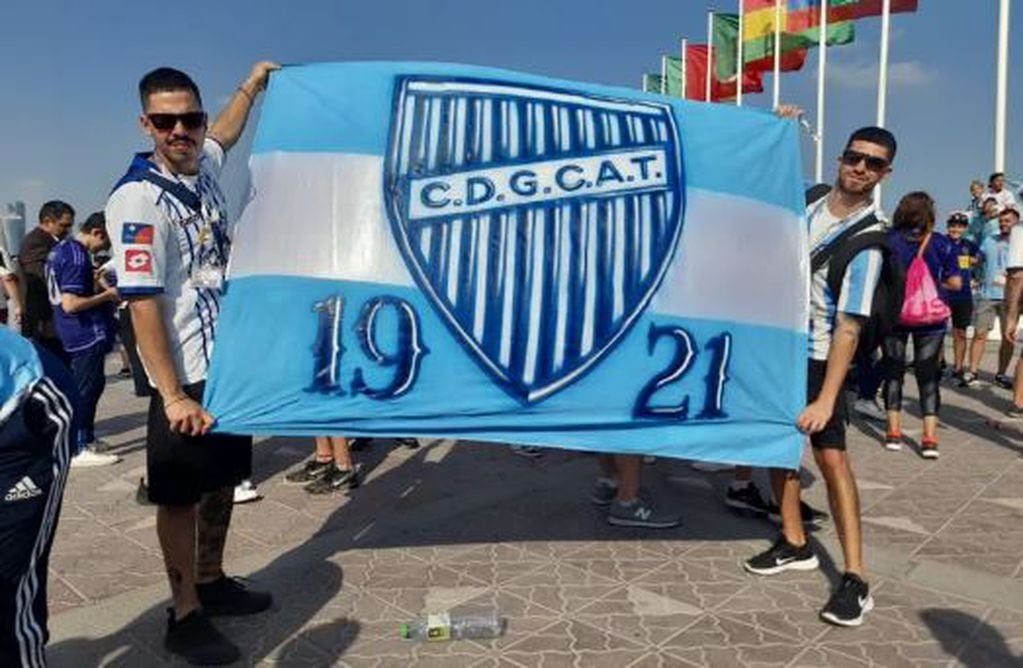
[0,1,1017,226]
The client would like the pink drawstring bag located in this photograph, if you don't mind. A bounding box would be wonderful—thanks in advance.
[899,233,951,327]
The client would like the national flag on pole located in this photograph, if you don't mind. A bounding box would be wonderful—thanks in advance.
[646,49,763,102]
[786,0,917,32]
[664,56,685,97]
[685,45,765,101]
[643,73,663,93]
[712,13,807,79]
[742,1,856,48]
[847,0,919,19]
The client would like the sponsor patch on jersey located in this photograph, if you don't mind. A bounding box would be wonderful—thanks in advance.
[122,223,154,245]
[125,249,153,274]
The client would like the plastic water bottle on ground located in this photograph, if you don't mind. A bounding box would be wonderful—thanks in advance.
[399,609,505,641]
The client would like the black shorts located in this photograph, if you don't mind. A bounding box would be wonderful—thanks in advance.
[949,299,973,330]
[807,360,847,450]
[147,382,252,506]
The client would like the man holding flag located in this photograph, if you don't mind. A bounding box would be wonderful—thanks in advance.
[107,62,279,665]
[745,110,898,628]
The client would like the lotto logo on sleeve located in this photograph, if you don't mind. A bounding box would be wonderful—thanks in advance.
[122,223,154,244]
[124,249,153,274]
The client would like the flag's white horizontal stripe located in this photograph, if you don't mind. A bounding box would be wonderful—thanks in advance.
[652,189,808,334]
[229,152,807,333]
[407,81,665,116]
[229,153,416,288]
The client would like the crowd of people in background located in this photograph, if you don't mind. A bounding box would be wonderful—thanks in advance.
[5,64,1023,665]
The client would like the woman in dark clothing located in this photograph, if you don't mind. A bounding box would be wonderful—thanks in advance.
[883,192,963,459]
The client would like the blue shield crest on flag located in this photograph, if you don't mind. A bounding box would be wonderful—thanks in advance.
[384,77,686,403]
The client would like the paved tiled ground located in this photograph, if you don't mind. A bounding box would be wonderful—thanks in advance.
[44,354,1023,667]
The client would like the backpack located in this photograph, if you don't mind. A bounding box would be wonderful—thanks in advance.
[807,185,906,355]
[898,233,951,327]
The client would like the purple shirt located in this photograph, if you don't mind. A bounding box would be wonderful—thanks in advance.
[45,239,114,353]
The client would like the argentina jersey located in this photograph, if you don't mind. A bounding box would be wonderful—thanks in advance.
[106,138,232,385]
[807,199,883,361]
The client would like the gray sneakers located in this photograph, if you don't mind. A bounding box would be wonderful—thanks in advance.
[607,497,681,529]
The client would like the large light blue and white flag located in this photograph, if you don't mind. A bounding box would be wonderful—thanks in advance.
[205,62,809,468]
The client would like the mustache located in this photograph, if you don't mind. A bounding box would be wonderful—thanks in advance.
[168,135,195,145]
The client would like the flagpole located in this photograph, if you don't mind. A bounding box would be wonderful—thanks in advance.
[877,0,891,126]
[773,0,782,108]
[996,0,1011,172]
[815,0,829,183]
[661,55,668,95]
[681,38,688,99]
[642,74,649,92]
[875,0,891,206]
[737,0,745,106]
[707,10,715,102]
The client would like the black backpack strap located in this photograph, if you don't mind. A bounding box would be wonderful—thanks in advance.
[137,171,202,214]
[810,213,881,275]
[805,183,832,206]
[824,230,890,298]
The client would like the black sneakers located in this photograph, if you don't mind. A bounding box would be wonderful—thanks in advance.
[165,609,240,666]
[767,500,829,527]
[303,464,358,494]
[196,576,273,617]
[725,482,771,516]
[284,458,332,485]
[744,535,820,575]
[820,572,874,627]
[135,478,154,506]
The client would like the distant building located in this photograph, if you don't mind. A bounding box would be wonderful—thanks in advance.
[0,201,27,258]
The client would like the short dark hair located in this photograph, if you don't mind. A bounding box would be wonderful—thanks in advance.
[38,200,74,223]
[1000,207,1020,220]
[947,212,969,226]
[138,67,202,109]
[990,172,1005,185]
[983,197,1000,208]
[892,191,936,233]
[80,212,107,234]
[845,126,897,162]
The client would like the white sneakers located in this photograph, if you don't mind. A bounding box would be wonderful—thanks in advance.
[70,442,121,468]
[233,480,261,504]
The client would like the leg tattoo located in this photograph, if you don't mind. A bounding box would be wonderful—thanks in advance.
[196,487,235,583]
[166,566,184,603]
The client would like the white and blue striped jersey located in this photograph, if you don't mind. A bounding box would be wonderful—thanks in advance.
[808,198,883,362]
[106,139,231,386]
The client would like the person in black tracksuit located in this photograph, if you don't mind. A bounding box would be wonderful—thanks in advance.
[0,330,77,668]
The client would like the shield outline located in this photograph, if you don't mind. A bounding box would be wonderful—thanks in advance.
[383,76,686,403]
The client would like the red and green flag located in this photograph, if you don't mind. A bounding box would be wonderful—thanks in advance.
[685,45,765,101]
[644,48,764,101]
[786,0,918,32]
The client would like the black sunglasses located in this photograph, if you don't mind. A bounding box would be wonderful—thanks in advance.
[147,111,207,132]
[841,149,889,172]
